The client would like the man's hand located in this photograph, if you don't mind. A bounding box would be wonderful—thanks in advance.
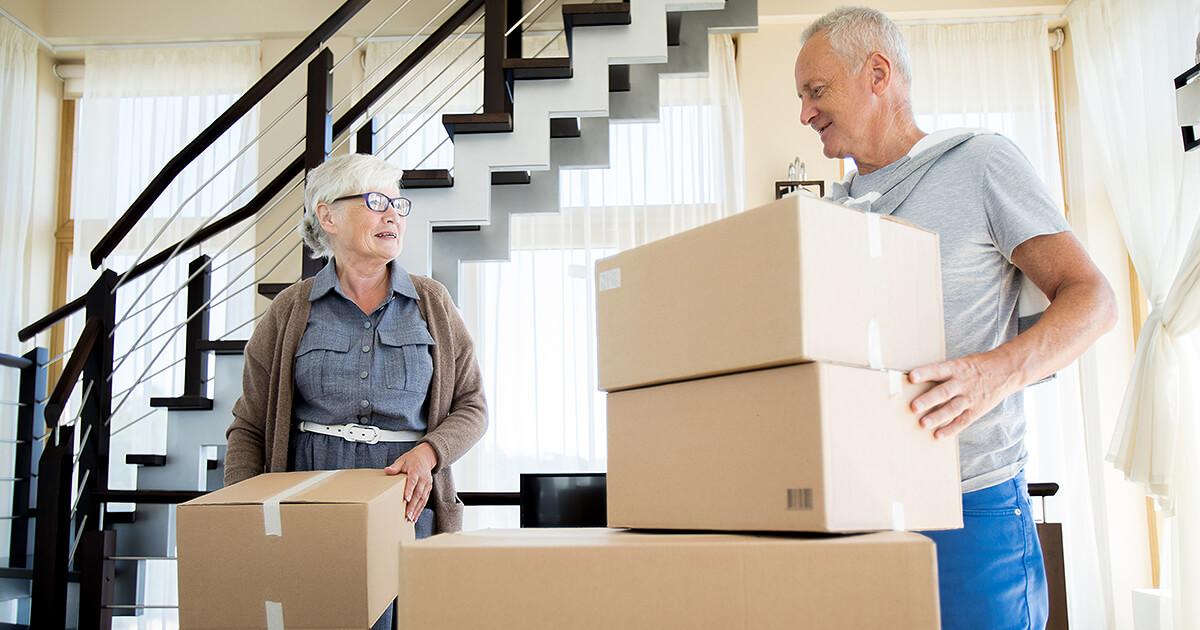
[385,442,439,521]
[908,352,1022,440]
[910,232,1117,441]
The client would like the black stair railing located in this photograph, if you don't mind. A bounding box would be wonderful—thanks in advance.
[87,0,373,271]
[13,1,598,625]
[17,0,495,346]
[29,302,107,627]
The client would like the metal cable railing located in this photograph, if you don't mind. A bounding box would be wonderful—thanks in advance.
[335,12,487,156]
[108,407,159,438]
[87,0,376,271]
[101,5,489,373]
[104,201,301,424]
[330,0,423,78]
[332,0,461,115]
[107,229,304,428]
[208,188,305,275]
[406,104,484,170]
[105,137,307,381]
[218,307,269,343]
[107,234,304,421]
[207,240,304,314]
[378,54,485,159]
[108,129,306,344]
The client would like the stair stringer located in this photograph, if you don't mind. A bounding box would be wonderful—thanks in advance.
[430,117,613,296]
[397,0,704,277]
[429,0,759,301]
[110,353,241,616]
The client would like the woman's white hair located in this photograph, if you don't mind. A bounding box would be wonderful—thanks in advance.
[802,6,912,85]
[299,153,404,259]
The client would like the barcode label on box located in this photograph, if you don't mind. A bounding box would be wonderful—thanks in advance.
[598,268,621,291]
[787,488,813,510]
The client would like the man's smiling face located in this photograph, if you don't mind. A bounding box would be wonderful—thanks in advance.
[794,32,877,161]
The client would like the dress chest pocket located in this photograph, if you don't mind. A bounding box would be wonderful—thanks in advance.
[378,327,435,392]
[294,330,352,400]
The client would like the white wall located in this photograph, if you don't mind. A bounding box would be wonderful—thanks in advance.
[736,23,843,211]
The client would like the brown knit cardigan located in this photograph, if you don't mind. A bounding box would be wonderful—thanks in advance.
[224,274,488,533]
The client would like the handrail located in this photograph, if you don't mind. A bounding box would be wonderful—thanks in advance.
[42,317,101,427]
[333,0,485,139]
[22,0,488,344]
[0,353,33,370]
[18,296,85,344]
[87,0,372,271]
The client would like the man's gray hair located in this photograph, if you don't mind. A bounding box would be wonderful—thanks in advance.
[802,6,912,84]
[299,153,405,259]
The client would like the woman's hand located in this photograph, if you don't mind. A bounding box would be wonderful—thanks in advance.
[385,442,439,521]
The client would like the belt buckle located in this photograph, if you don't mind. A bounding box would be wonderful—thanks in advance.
[344,424,380,445]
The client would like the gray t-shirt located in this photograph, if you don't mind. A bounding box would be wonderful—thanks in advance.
[849,133,1070,492]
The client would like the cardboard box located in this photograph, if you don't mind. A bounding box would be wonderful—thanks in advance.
[396,528,941,629]
[595,195,944,391]
[607,362,962,533]
[176,469,412,629]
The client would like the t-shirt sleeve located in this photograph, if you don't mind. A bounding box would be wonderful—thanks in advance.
[980,135,1071,261]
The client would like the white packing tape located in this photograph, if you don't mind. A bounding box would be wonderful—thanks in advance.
[867,320,883,370]
[866,212,882,258]
[262,470,339,537]
[891,500,907,531]
[266,601,284,630]
[888,370,903,397]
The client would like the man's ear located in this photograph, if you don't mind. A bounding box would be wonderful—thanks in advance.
[866,51,892,95]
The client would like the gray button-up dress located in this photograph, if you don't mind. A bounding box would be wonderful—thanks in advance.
[290,259,436,538]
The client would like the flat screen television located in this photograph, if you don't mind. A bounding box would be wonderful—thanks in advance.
[519,473,607,528]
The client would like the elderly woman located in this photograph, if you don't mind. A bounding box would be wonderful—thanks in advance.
[224,153,487,551]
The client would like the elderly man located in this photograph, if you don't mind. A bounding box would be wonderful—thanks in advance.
[794,7,1116,630]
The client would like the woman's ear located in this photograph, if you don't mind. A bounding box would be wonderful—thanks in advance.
[316,202,338,236]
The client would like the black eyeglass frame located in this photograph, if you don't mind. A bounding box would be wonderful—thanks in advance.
[332,192,412,216]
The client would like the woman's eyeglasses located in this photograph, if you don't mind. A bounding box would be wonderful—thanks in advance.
[332,192,412,216]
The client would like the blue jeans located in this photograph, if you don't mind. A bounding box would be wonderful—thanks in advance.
[921,471,1048,630]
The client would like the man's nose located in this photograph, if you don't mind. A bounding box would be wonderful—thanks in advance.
[800,103,817,126]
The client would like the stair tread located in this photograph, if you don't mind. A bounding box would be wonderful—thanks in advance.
[504,57,572,80]
[491,171,532,185]
[148,395,213,411]
[126,454,166,467]
[550,117,581,138]
[256,283,294,299]
[442,112,513,136]
[563,2,632,25]
[609,65,631,92]
[94,489,208,504]
[503,57,571,69]
[196,339,246,354]
[403,169,454,188]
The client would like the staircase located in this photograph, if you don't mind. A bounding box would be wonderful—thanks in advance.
[8,0,758,625]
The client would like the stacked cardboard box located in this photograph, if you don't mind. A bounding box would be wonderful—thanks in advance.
[596,194,962,533]
[176,469,413,629]
[394,528,941,629]
[175,196,957,628]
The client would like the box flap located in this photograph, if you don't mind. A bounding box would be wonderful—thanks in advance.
[180,469,407,507]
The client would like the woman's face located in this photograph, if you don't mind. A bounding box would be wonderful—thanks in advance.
[317,182,406,267]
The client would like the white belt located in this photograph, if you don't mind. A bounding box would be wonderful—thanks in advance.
[297,421,425,445]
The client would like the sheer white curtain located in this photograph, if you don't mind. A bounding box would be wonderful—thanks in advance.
[453,34,744,528]
[1067,0,1200,627]
[74,45,260,627]
[900,20,1114,628]
[0,16,36,612]
[0,17,36,359]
